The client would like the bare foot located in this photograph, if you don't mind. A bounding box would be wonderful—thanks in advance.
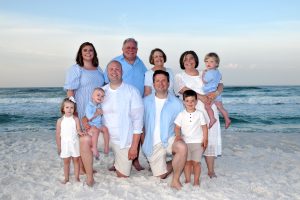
[108,166,116,171]
[208,118,217,129]
[133,160,145,171]
[225,119,231,129]
[75,178,80,182]
[61,179,69,184]
[86,179,94,187]
[171,181,182,190]
[208,172,217,178]
[194,180,200,186]
[185,179,191,184]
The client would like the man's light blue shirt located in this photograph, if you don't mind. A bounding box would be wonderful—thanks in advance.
[142,93,184,157]
[104,54,147,96]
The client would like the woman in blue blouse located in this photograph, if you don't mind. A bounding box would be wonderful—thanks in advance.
[64,42,105,126]
[64,42,105,179]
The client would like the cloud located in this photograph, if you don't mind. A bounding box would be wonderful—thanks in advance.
[224,63,239,69]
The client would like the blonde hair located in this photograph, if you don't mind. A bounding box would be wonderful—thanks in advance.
[93,87,105,94]
[204,52,220,68]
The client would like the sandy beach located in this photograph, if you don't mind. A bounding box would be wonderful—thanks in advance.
[1,130,299,200]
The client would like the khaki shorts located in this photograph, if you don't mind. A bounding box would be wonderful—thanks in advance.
[147,136,175,177]
[111,143,132,176]
[186,143,204,162]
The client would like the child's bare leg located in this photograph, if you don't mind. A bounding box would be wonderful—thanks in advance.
[215,101,231,129]
[184,161,192,183]
[205,103,217,128]
[193,161,201,186]
[89,126,100,158]
[62,157,71,184]
[100,126,110,154]
[72,157,80,182]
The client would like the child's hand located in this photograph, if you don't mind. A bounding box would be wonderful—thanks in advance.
[174,135,183,142]
[95,108,103,116]
[78,131,85,137]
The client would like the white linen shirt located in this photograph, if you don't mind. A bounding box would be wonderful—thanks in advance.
[102,82,144,149]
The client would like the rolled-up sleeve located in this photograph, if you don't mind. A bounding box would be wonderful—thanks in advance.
[64,65,81,91]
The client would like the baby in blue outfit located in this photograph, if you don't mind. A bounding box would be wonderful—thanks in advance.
[85,88,109,159]
[202,52,231,129]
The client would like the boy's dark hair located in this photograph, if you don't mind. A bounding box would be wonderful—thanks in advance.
[183,89,197,100]
[153,70,170,83]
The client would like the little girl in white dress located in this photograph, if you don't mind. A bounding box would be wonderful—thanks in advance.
[56,97,83,184]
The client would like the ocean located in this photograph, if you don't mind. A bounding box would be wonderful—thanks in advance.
[0,86,299,134]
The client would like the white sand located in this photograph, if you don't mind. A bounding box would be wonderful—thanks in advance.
[0,131,299,200]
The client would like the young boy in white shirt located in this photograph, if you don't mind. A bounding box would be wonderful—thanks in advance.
[174,89,208,186]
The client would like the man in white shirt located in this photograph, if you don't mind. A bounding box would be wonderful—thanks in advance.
[80,60,143,184]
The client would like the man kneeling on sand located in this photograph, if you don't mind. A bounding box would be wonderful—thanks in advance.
[142,70,187,190]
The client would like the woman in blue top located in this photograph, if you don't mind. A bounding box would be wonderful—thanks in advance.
[64,42,105,126]
[64,42,105,181]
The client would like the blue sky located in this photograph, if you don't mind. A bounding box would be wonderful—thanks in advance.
[0,0,300,87]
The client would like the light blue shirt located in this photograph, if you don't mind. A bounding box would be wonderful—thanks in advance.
[104,54,147,96]
[142,93,184,157]
[85,101,102,128]
[203,69,222,101]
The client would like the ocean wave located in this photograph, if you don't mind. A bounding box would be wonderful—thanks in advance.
[0,97,63,104]
[225,86,262,91]
[223,115,300,125]
[223,96,300,105]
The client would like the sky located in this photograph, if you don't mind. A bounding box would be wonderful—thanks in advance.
[0,0,300,87]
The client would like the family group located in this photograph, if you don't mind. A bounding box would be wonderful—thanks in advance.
[55,38,231,190]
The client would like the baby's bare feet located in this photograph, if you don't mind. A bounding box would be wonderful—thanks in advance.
[225,119,231,129]
[209,118,217,129]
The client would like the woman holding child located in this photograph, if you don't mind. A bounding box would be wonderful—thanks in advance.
[64,42,105,186]
[174,50,222,178]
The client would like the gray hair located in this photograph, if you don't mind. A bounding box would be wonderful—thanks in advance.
[122,38,138,48]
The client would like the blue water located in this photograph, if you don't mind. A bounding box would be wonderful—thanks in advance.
[0,86,299,134]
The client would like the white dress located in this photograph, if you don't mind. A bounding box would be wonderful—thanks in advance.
[174,71,222,157]
[60,115,80,158]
